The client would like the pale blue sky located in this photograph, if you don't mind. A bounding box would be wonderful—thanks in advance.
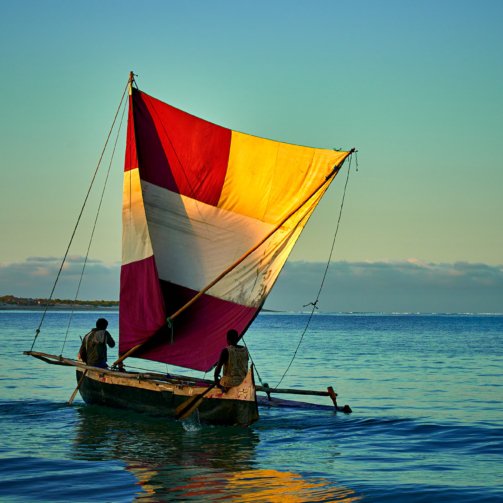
[1,1,502,310]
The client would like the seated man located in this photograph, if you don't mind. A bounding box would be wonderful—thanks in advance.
[214,329,249,389]
[79,318,115,368]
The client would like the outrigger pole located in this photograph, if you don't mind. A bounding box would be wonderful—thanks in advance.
[112,148,356,368]
[25,351,351,412]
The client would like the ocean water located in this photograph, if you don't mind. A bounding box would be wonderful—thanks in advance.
[0,311,502,502]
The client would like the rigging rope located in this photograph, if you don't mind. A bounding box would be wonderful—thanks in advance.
[241,336,265,386]
[274,153,355,388]
[60,97,128,356]
[29,80,129,352]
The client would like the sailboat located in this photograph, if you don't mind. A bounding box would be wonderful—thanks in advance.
[25,73,354,426]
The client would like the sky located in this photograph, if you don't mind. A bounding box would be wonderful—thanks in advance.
[0,0,502,312]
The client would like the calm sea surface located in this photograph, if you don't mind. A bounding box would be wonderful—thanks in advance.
[0,311,502,502]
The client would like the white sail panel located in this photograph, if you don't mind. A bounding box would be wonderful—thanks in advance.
[142,178,327,308]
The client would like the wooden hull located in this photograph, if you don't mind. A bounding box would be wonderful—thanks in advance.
[24,352,350,422]
[76,368,259,427]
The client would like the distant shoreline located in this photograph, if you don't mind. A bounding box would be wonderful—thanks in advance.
[0,295,118,311]
[1,296,500,315]
[0,305,119,311]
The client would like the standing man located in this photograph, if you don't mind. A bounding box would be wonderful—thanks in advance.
[79,318,115,368]
[214,329,249,389]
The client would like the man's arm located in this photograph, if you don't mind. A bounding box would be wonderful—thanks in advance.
[105,331,115,348]
[79,334,88,363]
[214,348,228,383]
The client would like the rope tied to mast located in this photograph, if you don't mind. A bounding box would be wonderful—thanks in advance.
[59,96,128,356]
[241,336,266,387]
[29,78,130,352]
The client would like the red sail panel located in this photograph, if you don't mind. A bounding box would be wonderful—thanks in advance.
[119,257,167,354]
[131,90,231,205]
[124,95,138,172]
[127,282,257,371]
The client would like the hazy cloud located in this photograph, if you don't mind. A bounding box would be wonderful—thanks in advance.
[1,258,502,313]
[267,261,503,313]
[0,256,119,300]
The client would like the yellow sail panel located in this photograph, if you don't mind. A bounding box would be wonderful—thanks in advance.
[218,131,348,225]
[122,168,154,265]
[208,188,324,306]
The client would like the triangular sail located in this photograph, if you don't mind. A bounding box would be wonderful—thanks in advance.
[120,88,350,371]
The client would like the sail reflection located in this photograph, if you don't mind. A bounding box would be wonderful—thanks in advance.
[71,406,359,502]
[150,468,362,502]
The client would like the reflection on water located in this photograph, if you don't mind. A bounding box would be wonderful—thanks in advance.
[72,405,259,470]
[72,405,359,502]
[152,469,362,502]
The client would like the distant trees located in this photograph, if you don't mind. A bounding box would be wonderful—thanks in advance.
[0,295,119,307]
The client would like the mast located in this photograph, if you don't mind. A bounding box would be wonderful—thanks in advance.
[128,71,135,95]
